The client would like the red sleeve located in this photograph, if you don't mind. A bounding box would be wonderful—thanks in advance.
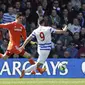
[0,23,11,29]
[21,26,27,41]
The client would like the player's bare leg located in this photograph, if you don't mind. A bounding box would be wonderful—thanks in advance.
[23,52,35,64]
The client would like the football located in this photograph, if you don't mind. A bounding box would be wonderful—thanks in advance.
[58,62,66,71]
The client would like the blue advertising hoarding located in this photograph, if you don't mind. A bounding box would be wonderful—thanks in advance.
[0,58,85,78]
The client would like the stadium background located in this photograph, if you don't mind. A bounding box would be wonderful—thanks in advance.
[0,0,85,58]
[0,0,85,84]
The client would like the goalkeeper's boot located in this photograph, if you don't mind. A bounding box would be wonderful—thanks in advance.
[37,66,46,74]
[20,70,25,78]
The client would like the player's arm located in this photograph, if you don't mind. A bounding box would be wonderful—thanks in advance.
[20,34,34,49]
[55,25,67,34]
[0,23,11,29]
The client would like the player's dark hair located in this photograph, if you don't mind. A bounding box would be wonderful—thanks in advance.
[16,12,23,19]
[38,18,45,25]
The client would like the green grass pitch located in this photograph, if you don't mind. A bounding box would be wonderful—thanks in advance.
[0,78,85,85]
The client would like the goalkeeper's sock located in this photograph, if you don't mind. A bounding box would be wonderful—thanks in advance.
[37,67,46,74]
[37,68,43,74]
[28,58,35,64]
[0,53,3,58]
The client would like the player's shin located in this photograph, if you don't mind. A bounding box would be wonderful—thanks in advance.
[0,53,3,58]
[23,52,35,64]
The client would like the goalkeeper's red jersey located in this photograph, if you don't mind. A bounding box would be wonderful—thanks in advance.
[0,21,26,50]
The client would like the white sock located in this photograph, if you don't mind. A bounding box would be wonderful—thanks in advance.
[25,64,37,73]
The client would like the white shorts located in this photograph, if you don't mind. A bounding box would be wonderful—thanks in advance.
[37,50,51,64]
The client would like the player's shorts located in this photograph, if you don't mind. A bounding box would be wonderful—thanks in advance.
[37,50,51,64]
[5,46,25,57]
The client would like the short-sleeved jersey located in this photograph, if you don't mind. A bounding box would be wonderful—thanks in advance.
[0,21,26,50]
[31,26,56,50]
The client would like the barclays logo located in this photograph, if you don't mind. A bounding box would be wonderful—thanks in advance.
[82,62,85,74]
